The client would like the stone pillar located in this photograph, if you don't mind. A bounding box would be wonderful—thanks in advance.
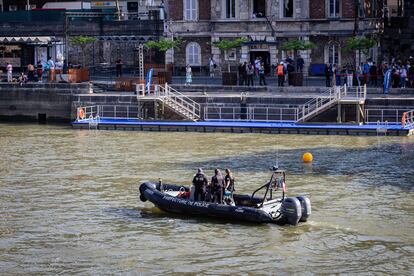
[239,0,250,20]
[165,48,173,64]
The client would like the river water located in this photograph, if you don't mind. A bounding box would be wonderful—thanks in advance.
[1,123,413,275]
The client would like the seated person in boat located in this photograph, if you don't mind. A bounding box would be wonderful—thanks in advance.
[210,168,224,204]
[192,168,208,201]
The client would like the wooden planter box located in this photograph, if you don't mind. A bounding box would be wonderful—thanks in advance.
[68,68,90,83]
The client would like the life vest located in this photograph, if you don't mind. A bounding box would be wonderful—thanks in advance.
[277,64,284,76]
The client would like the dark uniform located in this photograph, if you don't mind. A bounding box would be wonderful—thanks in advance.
[224,174,235,192]
[211,171,224,204]
[192,170,208,201]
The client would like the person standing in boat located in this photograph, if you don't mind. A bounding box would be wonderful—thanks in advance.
[210,169,224,204]
[192,168,208,201]
[224,169,235,192]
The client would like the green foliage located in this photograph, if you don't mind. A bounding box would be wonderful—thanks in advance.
[280,40,316,51]
[145,38,183,52]
[345,37,377,54]
[70,36,97,47]
[213,38,248,50]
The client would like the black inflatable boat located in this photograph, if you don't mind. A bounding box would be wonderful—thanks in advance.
[139,168,311,225]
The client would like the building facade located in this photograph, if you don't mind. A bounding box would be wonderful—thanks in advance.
[165,0,383,75]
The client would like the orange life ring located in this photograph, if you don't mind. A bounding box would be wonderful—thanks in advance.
[401,112,408,127]
[79,108,85,119]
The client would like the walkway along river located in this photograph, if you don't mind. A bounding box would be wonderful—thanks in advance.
[0,123,413,274]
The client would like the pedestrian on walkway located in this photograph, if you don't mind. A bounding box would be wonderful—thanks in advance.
[185,64,192,86]
[259,62,267,86]
[369,62,378,86]
[324,63,331,87]
[296,55,304,72]
[209,57,216,78]
[277,62,285,87]
[6,62,12,82]
[246,62,255,87]
[116,59,123,77]
[238,62,246,85]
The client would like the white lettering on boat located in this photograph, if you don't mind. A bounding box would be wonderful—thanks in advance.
[162,196,209,208]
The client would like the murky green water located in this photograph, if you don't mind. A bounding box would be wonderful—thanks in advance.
[1,123,413,274]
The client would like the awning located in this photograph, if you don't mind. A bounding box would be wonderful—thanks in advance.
[98,36,154,42]
[0,36,56,44]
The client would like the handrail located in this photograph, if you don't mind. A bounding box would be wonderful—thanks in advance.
[297,87,336,122]
[160,83,201,120]
[402,110,414,128]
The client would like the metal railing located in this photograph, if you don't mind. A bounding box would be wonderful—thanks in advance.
[297,84,367,122]
[77,105,98,120]
[204,104,298,122]
[365,108,408,124]
[76,105,140,121]
[402,110,414,129]
[137,83,201,121]
[296,87,336,122]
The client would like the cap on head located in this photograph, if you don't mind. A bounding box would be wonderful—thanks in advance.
[197,168,203,173]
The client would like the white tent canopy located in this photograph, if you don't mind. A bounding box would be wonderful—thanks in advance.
[0,36,55,44]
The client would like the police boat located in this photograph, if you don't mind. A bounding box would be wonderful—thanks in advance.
[139,167,311,225]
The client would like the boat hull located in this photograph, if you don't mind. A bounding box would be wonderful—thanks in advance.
[139,182,309,225]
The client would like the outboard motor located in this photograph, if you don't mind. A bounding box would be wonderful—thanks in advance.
[296,196,311,222]
[281,197,302,225]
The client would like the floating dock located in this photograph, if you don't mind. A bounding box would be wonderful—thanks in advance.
[72,118,413,136]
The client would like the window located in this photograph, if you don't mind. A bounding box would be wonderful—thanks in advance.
[326,43,340,65]
[226,0,236,18]
[329,0,340,17]
[253,0,266,18]
[186,42,201,65]
[282,0,293,18]
[184,0,197,21]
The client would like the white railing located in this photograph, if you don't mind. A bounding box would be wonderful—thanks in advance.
[77,105,140,121]
[296,87,336,122]
[341,84,367,100]
[402,110,414,129]
[138,83,200,121]
[297,84,367,122]
[204,104,298,122]
[162,84,201,121]
[77,105,98,121]
[365,108,408,124]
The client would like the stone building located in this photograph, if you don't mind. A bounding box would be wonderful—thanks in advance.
[165,0,383,75]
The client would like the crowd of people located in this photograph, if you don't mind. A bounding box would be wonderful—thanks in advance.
[2,57,59,85]
[192,168,235,205]
[324,56,414,89]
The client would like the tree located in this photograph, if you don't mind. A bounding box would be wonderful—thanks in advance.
[345,36,377,67]
[213,38,248,72]
[145,38,183,53]
[280,39,316,72]
[70,36,97,67]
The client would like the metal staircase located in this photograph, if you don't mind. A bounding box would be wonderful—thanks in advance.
[137,83,201,121]
[297,85,367,123]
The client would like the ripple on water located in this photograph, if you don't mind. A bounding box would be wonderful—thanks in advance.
[0,124,413,274]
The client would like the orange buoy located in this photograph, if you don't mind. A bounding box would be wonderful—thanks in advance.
[303,152,313,163]
[401,112,408,127]
[79,108,85,119]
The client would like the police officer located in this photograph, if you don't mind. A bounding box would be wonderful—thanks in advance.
[210,168,224,204]
[224,168,235,192]
[192,168,208,201]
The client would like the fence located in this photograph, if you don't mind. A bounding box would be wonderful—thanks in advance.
[77,105,140,121]
[204,104,298,122]
[365,108,409,124]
